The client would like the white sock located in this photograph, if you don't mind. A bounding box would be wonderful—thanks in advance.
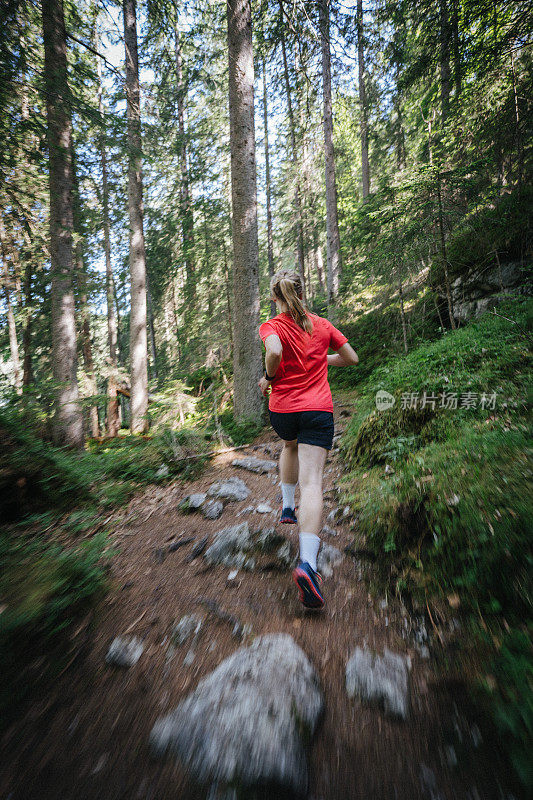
[299,533,320,572]
[281,482,297,510]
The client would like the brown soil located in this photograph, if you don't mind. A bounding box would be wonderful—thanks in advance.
[0,405,517,800]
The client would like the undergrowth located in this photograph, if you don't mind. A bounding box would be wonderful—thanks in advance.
[0,531,109,727]
[339,294,532,789]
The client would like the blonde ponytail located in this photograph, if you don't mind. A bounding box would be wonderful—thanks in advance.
[270,270,313,334]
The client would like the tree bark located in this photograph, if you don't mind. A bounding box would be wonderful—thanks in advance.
[222,238,233,357]
[314,229,326,294]
[279,10,306,300]
[174,22,195,305]
[72,156,99,437]
[356,0,370,199]
[319,0,342,309]
[123,0,148,433]
[22,259,33,387]
[226,0,263,422]
[262,59,276,318]
[95,17,120,437]
[0,227,22,394]
[41,0,84,447]
[146,272,158,381]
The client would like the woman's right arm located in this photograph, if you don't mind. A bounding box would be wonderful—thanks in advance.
[327,343,359,366]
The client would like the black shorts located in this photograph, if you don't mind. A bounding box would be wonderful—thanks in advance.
[269,409,335,450]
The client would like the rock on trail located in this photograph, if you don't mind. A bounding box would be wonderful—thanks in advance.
[149,633,323,796]
[231,456,277,474]
[207,477,250,502]
[317,543,343,578]
[345,646,411,719]
[105,636,144,668]
[204,522,255,570]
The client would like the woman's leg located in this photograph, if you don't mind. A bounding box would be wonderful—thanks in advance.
[293,442,328,608]
[297,443,327,536]
[279,438,298,484]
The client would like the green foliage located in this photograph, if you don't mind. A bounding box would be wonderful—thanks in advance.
[0,407,91,521]
[445,187,533,279]
[479,629,533,791]
[0,531,109,726]
[218,410,263,446]
[85,427,212,487]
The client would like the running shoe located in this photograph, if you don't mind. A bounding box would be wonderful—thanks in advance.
[292,561,325,609]
[280,507,298,524]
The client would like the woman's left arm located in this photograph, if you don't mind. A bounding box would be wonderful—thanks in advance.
[327,343,359,366]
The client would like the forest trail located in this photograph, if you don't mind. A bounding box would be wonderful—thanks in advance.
[1,402,508,800]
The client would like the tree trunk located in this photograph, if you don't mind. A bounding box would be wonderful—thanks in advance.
[41,0,84,447]
[146,273,158,381]
[356,0,370,199]
[435,169,456,329]
[395,64,406,170]
[391,193,408,353]
[314,229,326,294]
[22,259,33,387]
[0,229,22,394]
[222,238,234,357]
[439,0,451,120]
[319,0,342,310]
[510,50,522,200]
[95,17,120,437]
[262,59,276,318]
[72,156,99,438]
[174,22,195,305]
[123,0,148,433]
[226,0,263,423]
[279,11,306,300]
[451,0,461,99]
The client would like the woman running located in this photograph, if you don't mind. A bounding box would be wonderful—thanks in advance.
[258,270,358,609]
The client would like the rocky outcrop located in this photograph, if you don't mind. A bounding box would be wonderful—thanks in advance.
[447,261,526,323]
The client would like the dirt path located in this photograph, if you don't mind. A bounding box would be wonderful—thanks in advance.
[0,405,514,800]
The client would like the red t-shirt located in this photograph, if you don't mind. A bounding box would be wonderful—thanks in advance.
[259,312,348,413]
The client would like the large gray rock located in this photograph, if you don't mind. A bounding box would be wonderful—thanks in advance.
[231,456,277,474]
[208,477,250,502]
[346,647,411,719]
[150,634,323,795]
[317,543,343,578]
[448,261,525,323]
[204,522,254,569]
